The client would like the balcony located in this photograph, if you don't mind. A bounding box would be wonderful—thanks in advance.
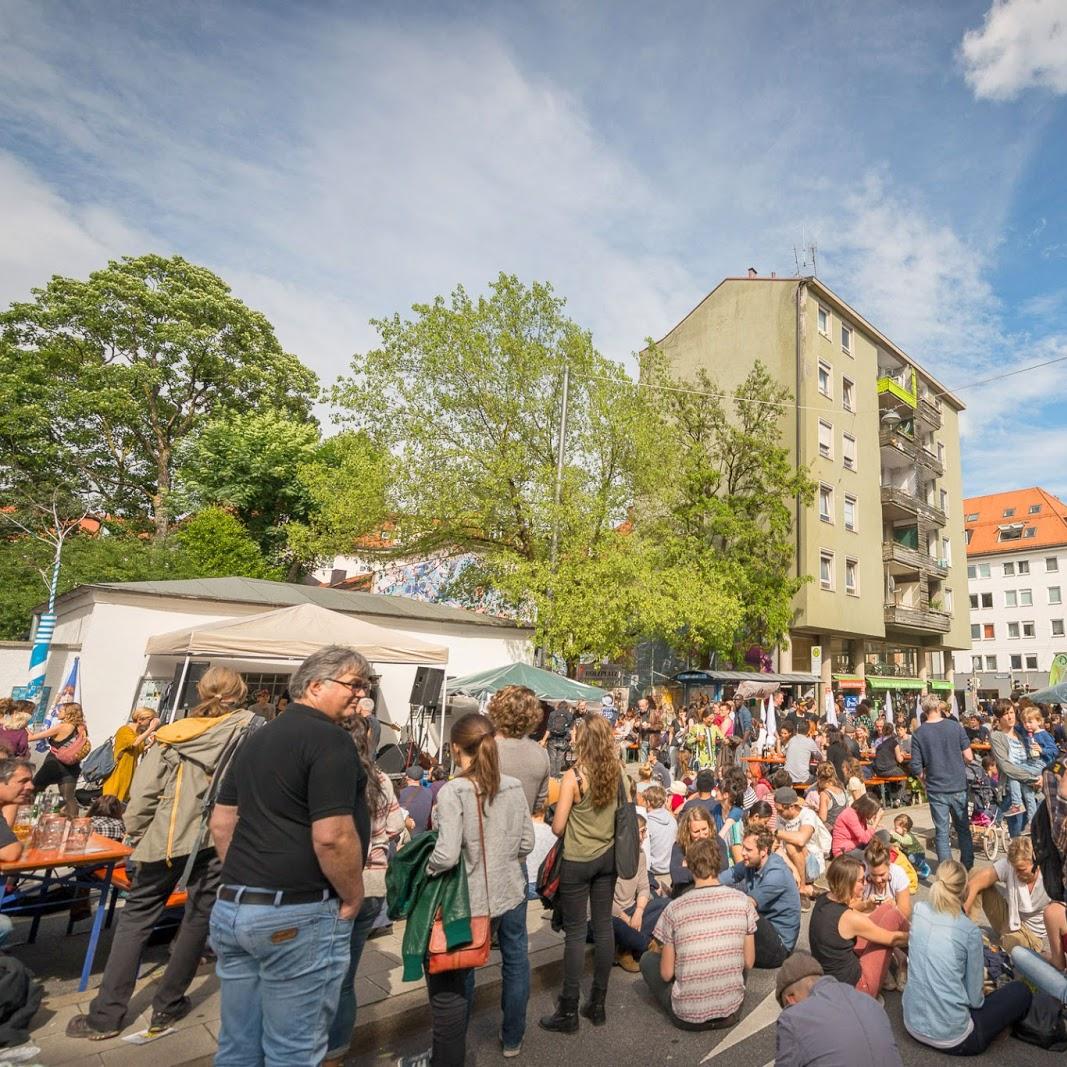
[878,426,944,477]
[880,485,948,527]
[882,541,950,578]
[884,603,952,634]
[877,368,917,409]
[917,393,942,431]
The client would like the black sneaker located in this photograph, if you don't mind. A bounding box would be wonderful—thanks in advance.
[148,996,193,1032]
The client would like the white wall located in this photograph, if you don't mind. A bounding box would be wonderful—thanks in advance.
[44,593,532,744]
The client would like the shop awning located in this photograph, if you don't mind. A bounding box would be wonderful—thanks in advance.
[833,675,867,690]
[671,670,820,685]
[866,676,924,690]
[928,680,955,692]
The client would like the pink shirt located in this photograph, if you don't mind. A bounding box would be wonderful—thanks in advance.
[830,805,874,857]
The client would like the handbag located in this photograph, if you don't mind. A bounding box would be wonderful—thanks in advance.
[536,838,563,910]
[614,775,640,880]
[52,727,90,766]
[427,789,492,974]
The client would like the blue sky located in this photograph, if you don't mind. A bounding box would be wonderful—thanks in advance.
[1,0,1066,497]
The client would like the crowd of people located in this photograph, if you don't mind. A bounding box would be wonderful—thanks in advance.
[1,668,1067,1063]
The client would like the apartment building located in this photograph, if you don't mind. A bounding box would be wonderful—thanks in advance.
[952,488,1067,700]
[654,272,970,697]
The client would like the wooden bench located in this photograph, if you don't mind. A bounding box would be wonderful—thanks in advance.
[864,775,908,808]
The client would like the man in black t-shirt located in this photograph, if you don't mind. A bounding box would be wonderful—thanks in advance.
[209,645,370,1067]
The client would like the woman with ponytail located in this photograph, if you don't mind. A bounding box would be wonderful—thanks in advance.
[415,714,533,1065]
[541,714,622,1034]
[904,859,1031,1054]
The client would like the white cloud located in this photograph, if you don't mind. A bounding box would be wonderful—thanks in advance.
[961,0,1067,100]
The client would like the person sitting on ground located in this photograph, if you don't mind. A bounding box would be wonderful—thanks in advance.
[831,794,883,859]
[87,794,127,841]
[640,838,756,1031]
[773,787,831,901]
[667,780,687,814]
[648,750,671,791]
[904,859,1032,1055]
[670,806,726,898]
[397,761,433,835]
[804,762,848,829]
[718,768,748,865]
[961,836,1050,954]
[859,838,912,924]
[635,763,654,796]
[612,815,667,973]
[774,952,904,1067]
[527,804,556,898]
[641,786,676,892]
[679,769,723,829]
[808,854,909,999]
[889,813,930,879]
[719,826,800,968]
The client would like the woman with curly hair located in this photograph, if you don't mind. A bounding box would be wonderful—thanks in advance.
[28,701,89,817]
[488,684,550,815]
[669,805,723,897]
[541,714,621,1034]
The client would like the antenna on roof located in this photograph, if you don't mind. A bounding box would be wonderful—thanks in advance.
[793,245,802,276]
[793,237,819,277]
[809,242,818,277]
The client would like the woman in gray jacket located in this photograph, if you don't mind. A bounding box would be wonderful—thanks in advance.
[402,713,534,1067]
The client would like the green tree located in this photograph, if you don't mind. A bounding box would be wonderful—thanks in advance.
[638,356,814,664]
[332,274,646,667]
[1,255,318,539]
[171,507,281,580]
[176,411,320,559]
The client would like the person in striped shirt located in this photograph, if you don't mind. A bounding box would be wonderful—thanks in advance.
[639,837,756,1030]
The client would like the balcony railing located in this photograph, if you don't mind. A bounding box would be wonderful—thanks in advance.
[880,485,948,526]
[917,394,942,431]
[878,427,944,477]
[884,603,952,634]
[882,541,950,577]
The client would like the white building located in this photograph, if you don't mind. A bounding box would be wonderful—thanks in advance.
[952,487,1067,699]
[31,577,533,744]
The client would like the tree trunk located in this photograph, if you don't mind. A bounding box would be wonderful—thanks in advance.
[285,558,304,583]
[153,446,171,542]
[566,658,578,679]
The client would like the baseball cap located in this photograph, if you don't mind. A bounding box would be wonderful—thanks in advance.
[775,952,824,1006]
[404,763,425,782]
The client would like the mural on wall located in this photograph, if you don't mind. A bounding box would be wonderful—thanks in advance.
[371,553,512,617]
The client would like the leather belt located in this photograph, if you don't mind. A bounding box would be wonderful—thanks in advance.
[217,885,336,906]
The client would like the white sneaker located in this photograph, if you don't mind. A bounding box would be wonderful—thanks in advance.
[397,1051,432,1067]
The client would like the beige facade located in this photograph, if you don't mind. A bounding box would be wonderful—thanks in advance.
[655,275,969,691]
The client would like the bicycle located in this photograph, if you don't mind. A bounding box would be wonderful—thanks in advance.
[972,803,1011,862]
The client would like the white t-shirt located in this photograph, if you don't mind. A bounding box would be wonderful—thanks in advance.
[784,807,831,869]
[993,859,1051,939]
[863,862,910,904]
[528,821,556,885]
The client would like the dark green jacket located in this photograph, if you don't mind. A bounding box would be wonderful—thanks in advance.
[386,830,472,981]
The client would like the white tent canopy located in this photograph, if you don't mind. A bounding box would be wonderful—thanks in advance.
[145,602,449,664]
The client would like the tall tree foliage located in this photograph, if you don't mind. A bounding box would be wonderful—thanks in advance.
[1,255,318,538]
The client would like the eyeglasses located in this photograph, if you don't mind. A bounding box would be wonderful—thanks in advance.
[326,677,371,695]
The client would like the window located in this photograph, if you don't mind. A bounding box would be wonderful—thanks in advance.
[819,484,834,523]
[973,656,984,672]
[1051,587,1062,605]
[844,494,857,531]
[819,550,834,591]
[1054,619,1065,637]
[941,537,952,565]
[965,530,972,545]
[1003,507,1016,517]
[985,656,998,671]
[1018,561,1030,575]
[1005,590,1018,608]
[1004,562,1015,577]
[841,323,853,355]
[983,623,995,639]
[969,594,978,610]
[818,361,832,398]
[1048,557,1059,573]
[966,512,979,522]
[937,441,945,465]
[945,588,953,612]
[818,419,833,459]
[1030,504,1041,515]
[818,305,830,337]
[1008,622,1020,639]
[1020,589,1033,607]
[1022,621,1036,639]
[842,433,856,470]
[1026,655,1039,670]
[1010,654,1023,670]
[842,377,855,412]
[1000,526,1023,542]
[939,489,948,516]
[980,563,991,578]
[970,624,981,640]
[845,558,859,596]
[980,593,992,608]
[1024,527,1037,538]
[967,564,976,579]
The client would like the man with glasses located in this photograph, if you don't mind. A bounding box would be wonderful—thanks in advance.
[209,645,370,1066]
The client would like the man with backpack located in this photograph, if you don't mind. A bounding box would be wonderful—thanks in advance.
[67,666,258,1040]
[544,701,574,778]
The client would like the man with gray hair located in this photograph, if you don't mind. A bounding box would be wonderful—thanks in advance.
[209,645,370,1066]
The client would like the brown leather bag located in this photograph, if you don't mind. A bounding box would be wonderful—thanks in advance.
[426,789,492,974]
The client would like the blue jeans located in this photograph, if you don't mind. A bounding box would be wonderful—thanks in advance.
[1011,946,1067,1005]
[326,895,383,1059]
[496,897,530,1049]
[612,895,668,956]
[928,790,974,869]
[211,891,352,1067]
[0,915,12,948]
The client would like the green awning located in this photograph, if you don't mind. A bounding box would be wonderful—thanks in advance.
[928,680,954,692]
[448,662,608,702]
[866,677,924,690]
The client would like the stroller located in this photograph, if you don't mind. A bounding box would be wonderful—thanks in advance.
[967,762,1010,861]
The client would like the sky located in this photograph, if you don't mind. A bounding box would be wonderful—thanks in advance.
[1,0,1066,498]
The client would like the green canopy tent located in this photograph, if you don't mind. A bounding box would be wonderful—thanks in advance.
[449,662,609,703]
[1023,681,1067,705]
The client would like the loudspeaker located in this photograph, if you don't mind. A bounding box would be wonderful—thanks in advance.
[376,743,406,775]
[171,661,210,718]
[409,666,445,708]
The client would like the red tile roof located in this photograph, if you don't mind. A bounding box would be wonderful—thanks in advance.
[963,487,1067,557]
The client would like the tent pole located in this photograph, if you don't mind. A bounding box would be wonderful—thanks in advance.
[437,673,448,765]
[170,654,191,725]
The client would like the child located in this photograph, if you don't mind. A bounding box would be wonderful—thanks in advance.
[527,804,557,899]
[1018,706,1058,767]
[889,813,930,880]
[1005,711,1046,819]
[641,786,677,891]
[87,794,126,841]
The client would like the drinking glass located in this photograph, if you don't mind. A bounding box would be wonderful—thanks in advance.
[37,814,67,851]
[66,818,92,853]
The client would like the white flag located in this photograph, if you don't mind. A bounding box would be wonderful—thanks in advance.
[764,695,776,743]
[884,689,893,720]
[824,689,838,726]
